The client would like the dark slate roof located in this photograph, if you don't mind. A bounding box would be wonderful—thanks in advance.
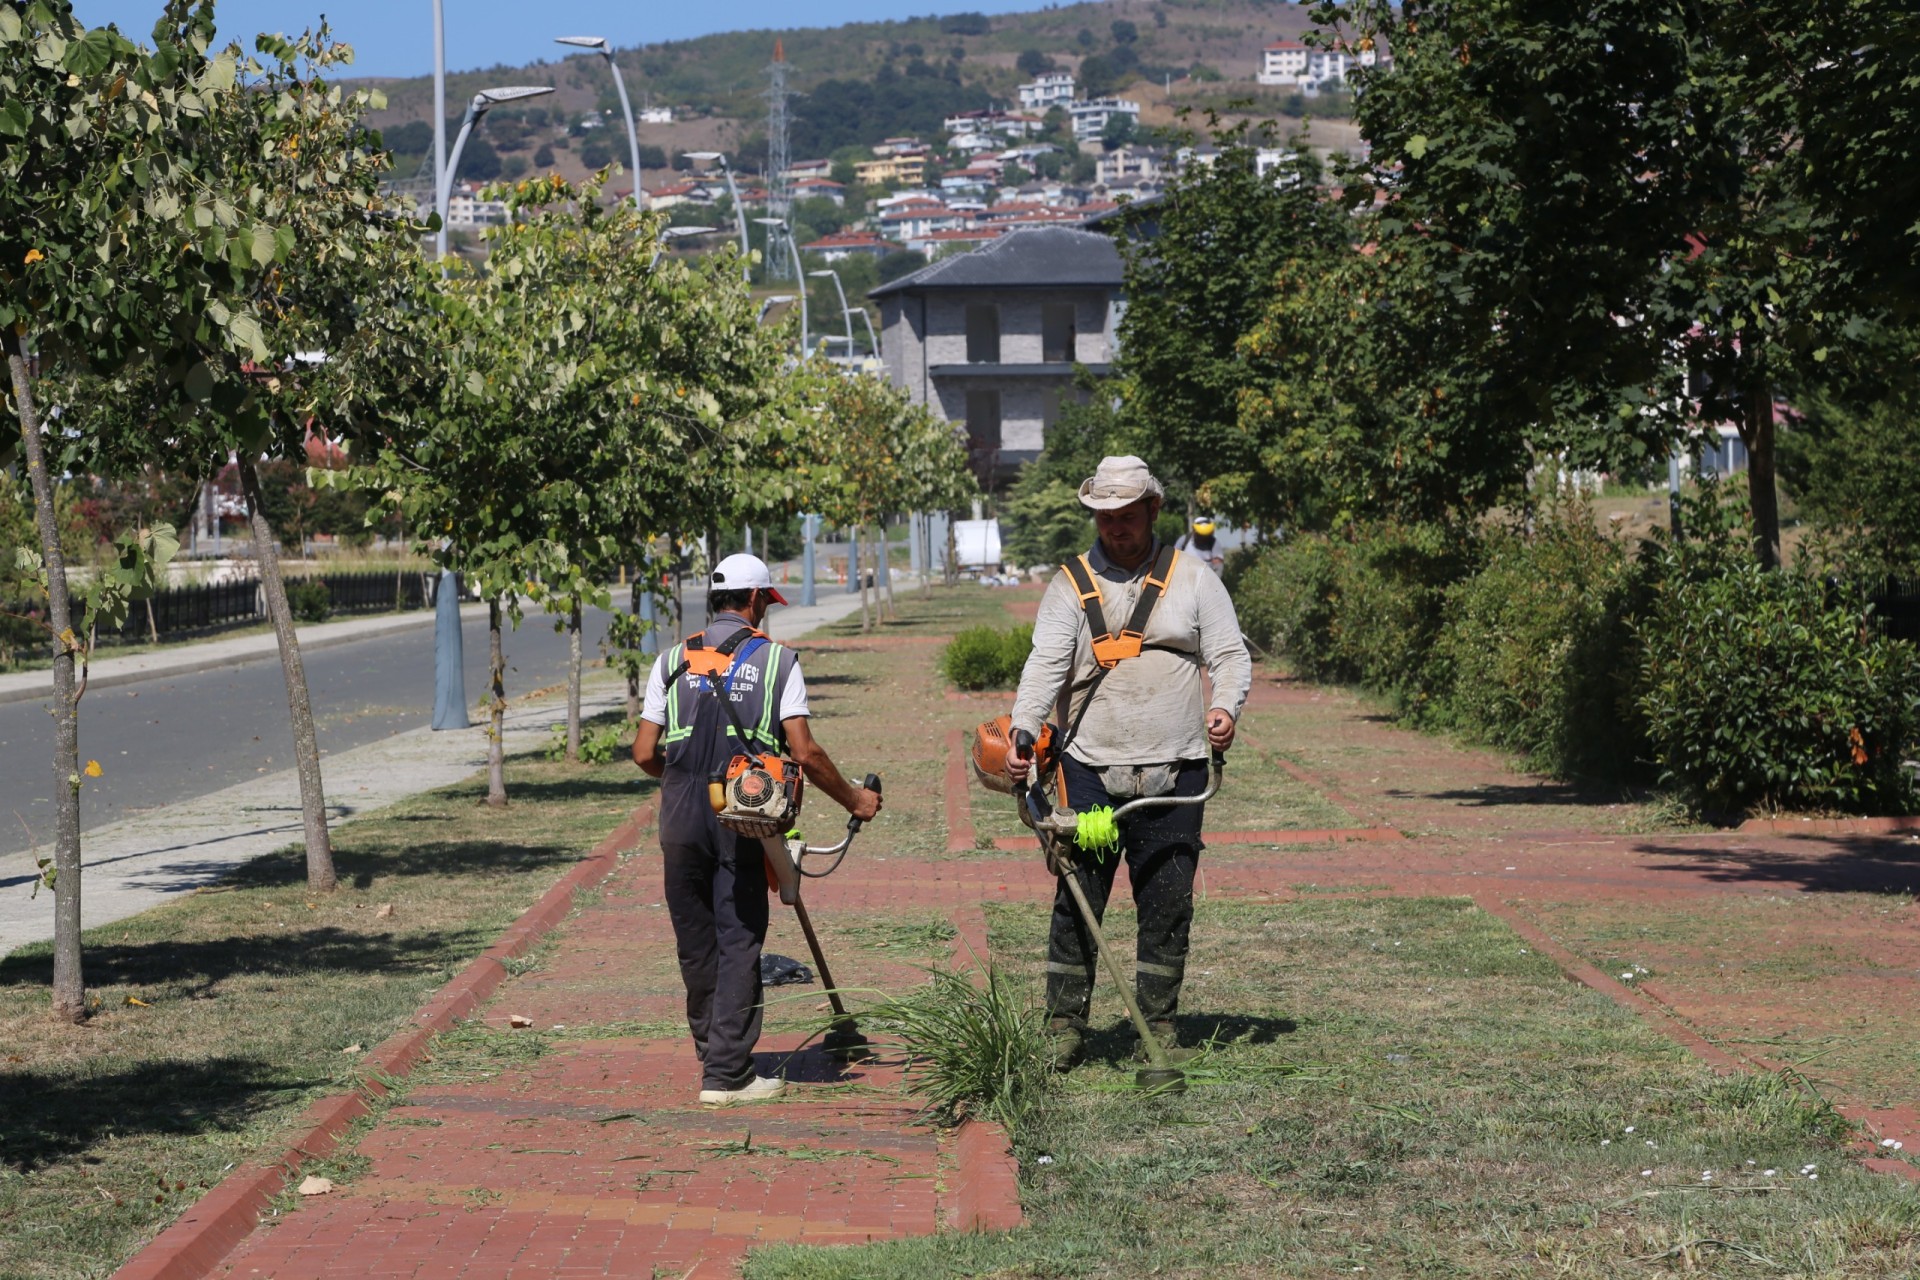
[868,226,1123,298]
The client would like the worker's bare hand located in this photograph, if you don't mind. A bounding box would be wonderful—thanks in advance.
[1006,744,1033,783]
[849,785,883,823]
[1206,709,1237,752]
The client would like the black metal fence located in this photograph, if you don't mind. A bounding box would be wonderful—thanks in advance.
[91,569,435,641]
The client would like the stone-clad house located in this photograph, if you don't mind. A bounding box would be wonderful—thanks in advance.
[869,227,1124,485]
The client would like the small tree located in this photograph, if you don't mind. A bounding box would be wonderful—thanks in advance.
[1,0,277,1020]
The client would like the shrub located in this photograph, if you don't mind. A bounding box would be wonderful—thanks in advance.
[544,717,634,764]
[1428,508,1648,777]
[940,622,1033,691]
[1235,522,1475,698]
[286,578,331,624]
[1636,561,1920,815]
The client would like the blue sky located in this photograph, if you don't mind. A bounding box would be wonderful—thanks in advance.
[72,0,1053,80]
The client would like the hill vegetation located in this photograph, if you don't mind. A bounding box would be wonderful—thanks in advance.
[350,0,1337,185]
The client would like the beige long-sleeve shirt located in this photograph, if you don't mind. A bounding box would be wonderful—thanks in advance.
[1010,539,1252,767]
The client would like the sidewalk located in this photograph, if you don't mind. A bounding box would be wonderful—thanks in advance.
[0,586,881,959]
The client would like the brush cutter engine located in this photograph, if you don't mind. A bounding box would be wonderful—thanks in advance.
[710,754,804,839]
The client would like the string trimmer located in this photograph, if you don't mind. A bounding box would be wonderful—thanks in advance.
[757,773,882,1061]
[1011,729,1224,1093]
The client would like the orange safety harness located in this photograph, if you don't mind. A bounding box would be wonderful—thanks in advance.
[1060,544,1181,670]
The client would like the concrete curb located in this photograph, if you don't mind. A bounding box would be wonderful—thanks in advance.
[1731,813,1920,838]
[942,903,1024,1234]
[109,801,657,1280]
[945,728,978,854]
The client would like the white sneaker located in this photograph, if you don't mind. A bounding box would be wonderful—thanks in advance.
[698,1076,785,1107]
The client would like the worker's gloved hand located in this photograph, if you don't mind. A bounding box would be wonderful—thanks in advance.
[1206,709,1237,753]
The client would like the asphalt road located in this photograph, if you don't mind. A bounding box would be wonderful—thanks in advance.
[0,601,642,860]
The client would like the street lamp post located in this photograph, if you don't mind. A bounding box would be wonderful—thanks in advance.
[437,85,555,260]
[684,152,752,282]
[753,218,807,353]
[554,37,643,212]
[807,268,856,361]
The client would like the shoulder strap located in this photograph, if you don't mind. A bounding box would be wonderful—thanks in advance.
[1121,545,1180,638]
[1061,555,1110,643]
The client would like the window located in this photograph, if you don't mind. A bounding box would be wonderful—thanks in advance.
[966,390,1002,452]
[1042,302,1077,363]
[965,303,1000,363]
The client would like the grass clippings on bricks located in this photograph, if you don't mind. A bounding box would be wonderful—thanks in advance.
[0,752,652,1280]
[745,897,1920,1279]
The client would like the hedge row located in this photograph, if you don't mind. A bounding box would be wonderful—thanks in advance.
[1233,499,1920,816]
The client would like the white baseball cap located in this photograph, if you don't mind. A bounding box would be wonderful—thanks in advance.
[710,553,789,606]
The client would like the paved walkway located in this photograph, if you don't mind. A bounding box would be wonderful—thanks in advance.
[118,612,1920,1279]
[0,589,880,960]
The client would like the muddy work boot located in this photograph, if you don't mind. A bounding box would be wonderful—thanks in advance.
[1044,1017,1085,1071]
[1132,1020,1198,1065]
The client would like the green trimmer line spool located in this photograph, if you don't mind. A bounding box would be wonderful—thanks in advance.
[1075,805,1120,854]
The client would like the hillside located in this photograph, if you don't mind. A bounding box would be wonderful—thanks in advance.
[351,0,1357,189]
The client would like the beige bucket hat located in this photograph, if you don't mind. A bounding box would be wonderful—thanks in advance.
[1077,455,1165,510]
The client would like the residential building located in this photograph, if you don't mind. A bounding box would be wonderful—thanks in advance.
[949,132,1001,156]
[637,106,673,124]
[872,226,1124,485]
[876,197,965,240]
[906,227,1003,258]
[1069,97,1142,142]
[1257,38,1379,94]
[785,159,835,182]
[1096,146,1166,186]
[445,188,509,228]
[799,230,904,262]
[793,177,847,206]
[1017,71,1076,112]
[874,136,925,156]
[855,150,929,187]
[645,180,707,210]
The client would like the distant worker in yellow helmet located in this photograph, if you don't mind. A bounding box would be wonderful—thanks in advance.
[1178,517,1224,573]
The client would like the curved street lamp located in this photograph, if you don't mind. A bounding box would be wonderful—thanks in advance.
[438,85,555,260]
[684,151,753,282]
[754,217,807,352]
[807,268,856,361]
[554,37,644,213]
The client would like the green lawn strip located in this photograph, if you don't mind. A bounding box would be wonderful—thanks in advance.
[801,582,1034,640]
[1234,677,1698,838]
[1524,892,1920,1111]
[0,752,652,1280]
[745,897,1920,1279]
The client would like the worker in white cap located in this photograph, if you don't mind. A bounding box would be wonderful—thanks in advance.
[632,554,881,1105]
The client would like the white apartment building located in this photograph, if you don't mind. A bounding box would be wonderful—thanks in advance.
[1257,38,1378,94]
[1068,97,1141,142]
[1017,71,1076,112]
[445,189,509,229]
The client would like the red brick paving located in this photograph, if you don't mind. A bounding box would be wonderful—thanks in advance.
[157,657,1920,1280]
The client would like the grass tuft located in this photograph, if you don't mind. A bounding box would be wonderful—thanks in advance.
[856,956,1050,1129]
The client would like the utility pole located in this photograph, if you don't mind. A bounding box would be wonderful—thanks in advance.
[764,41,794,280]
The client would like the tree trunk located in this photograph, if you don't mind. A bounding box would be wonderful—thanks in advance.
[239,458,337,893]
[394,511,405,611]
[626,578,644,721]
[566,595,582,763]
[876,522,896,620]
[486,598,507,806]
[7,332,86,1023]
[1741,383,1782,570]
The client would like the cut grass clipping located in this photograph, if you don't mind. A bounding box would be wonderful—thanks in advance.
[746,897,1920,1280]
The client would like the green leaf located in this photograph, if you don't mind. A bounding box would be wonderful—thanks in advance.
[1406,134,1430,160]
[228,312,267,358]
[0,101,27,138]
[248,223,277,266]
[183,362,214,402]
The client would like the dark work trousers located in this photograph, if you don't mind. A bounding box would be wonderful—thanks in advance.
[1046,755,1208,1028]
[661,828,770,1091]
